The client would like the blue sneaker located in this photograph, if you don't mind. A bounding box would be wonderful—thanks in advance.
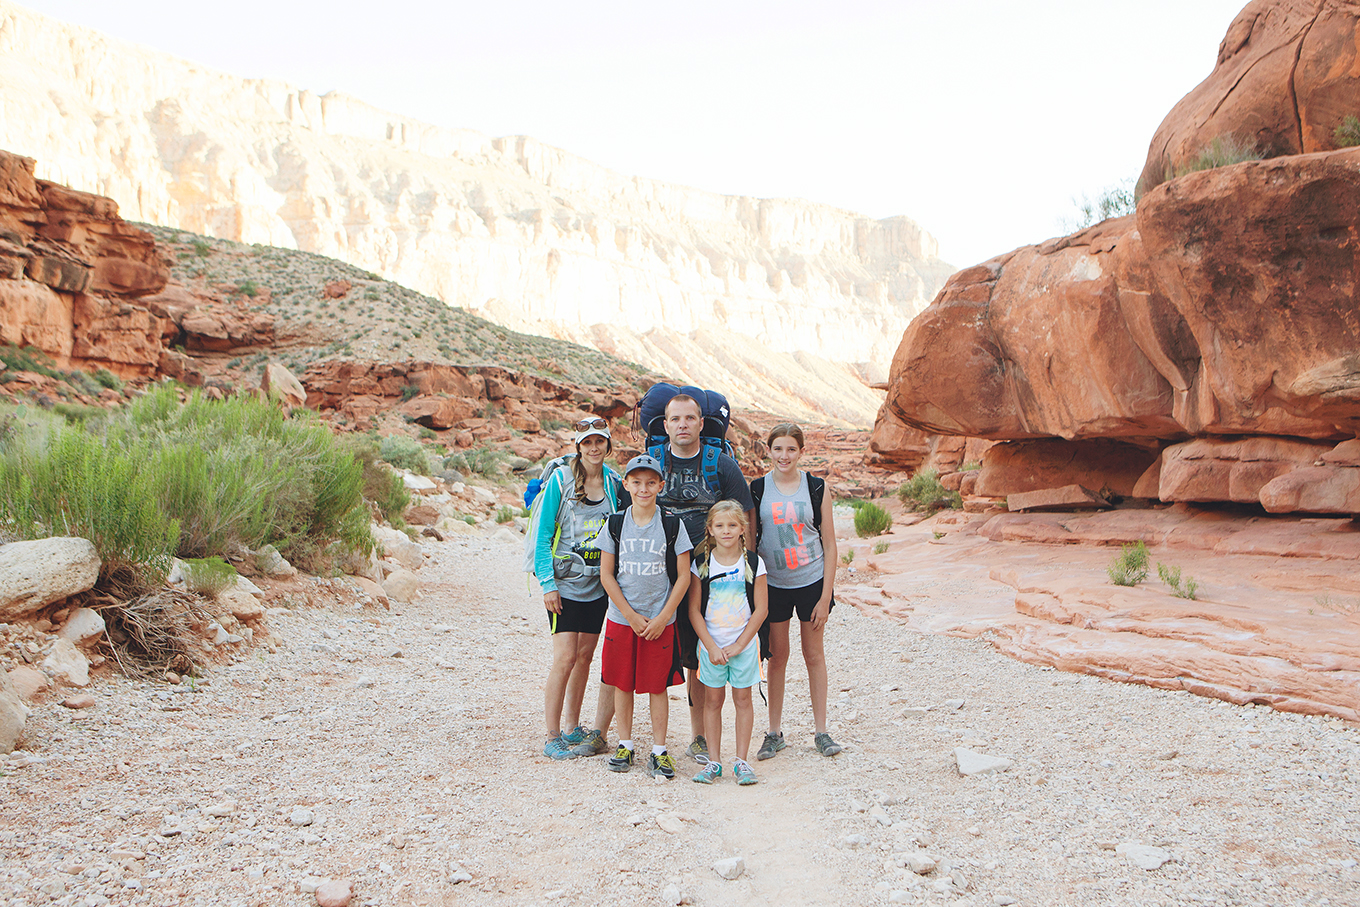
[543,734,575,760]
[733,758,758,785]
[692,762,723,784]
[562,726,588,748]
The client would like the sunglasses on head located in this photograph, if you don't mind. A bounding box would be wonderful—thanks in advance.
[574,418,608,432]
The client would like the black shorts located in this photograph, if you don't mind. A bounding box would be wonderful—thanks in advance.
[676,608,700,671]
[766,579,835,624]
[547,594,608,635]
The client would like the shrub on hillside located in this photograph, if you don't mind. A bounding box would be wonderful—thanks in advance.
[897,469,962,513]
[1107,541,1150,586]
[346,437,411,526]
[854,502,892,537]
[1176,135,1263,176]
[181,557,238,598]
[1336,115,1360,148]
[380,435,431,474]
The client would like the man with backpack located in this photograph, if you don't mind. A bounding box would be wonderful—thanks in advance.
[651,393,754,765]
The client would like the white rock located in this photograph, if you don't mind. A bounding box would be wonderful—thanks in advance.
[902,852,936,874]
[372,525,424,572]
[1116,843,1172,870]
[58,607,105,646]
[255,544,297,577]
[203,801,236,818]
[900,707,929,719]
[219,588,265,621]
[0,537,100,621]
[289,807,315,827]
[41,638,90,686]
[469,486,497,505]
[942,698,966,710]
[435,517,477,536]
[0,670,28,754]
[381,568,420,603]
[492,528,520,544]
[233,575,264,596]
[844,834,871,849]
[713,856,745,880]
[656,814,684,834]
[662,884,682,905]
[403,473,438,492]
[954,747,1012,776]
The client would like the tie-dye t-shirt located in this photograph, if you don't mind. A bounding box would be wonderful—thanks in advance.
[692,552,767,649]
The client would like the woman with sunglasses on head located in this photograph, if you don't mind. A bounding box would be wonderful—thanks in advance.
[537,418,629,760]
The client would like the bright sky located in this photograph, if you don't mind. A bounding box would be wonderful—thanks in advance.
[25,0,1247,268]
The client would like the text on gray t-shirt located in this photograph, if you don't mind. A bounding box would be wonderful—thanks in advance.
[597,506,693,625]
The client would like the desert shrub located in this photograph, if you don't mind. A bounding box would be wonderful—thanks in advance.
[1069,180,1136,230]
[347,437,411,525]
[1177,135,1262,176]
[872,541,889,555]
[960,461,981,472]
[1335,115,1360,148]
[1107,541,1150,586]
[840,549,855,565]
[400,384,420,402]
[93,368,124,391]
[236,279,259,298]
[180,556,238,598]
[379,435,431,474]
[444,447,507,478]
[495,505,516,524]
[114,385,373,563]
[1157,562,1199,600]
[897,469,962,513]
[854,501,892,537]
[0,424,180,584]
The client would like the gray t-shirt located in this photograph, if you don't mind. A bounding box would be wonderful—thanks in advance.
[657,446,754,547]
[756,471,826,589]
[597,506,693,625]
[554,496,613,601]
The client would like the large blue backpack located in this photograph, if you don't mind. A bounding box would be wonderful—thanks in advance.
[637,383,733,492]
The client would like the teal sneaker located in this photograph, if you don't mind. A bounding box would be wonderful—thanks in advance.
[562,726,588,748]
[687,735,710,764]
[733,758,758,785]
[692,762,723,784]
[814,732,843,757]
[757,731,786,761]
[607,745,634,772]
[649,751,677,780]
[569,728,609,757]
[543,734,575,760]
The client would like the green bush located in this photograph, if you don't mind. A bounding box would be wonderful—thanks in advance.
[897,469,963,513]
[495,504,516,524]
[444,447,507,478]
[93,368,124,391]
[1157,562,1199,600]
[1176,135,1262,176]
[346,437,411,526]
[872,540,889,555]
[379,435,431,474]
[0,424,180,583]
[854,501,892,537]
[1107,541,1150,586]
[181,556,238,598]
[400,384,420,402]
[1335,115,1360,148]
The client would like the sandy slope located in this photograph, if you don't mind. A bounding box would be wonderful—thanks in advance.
[1,534,1358,907]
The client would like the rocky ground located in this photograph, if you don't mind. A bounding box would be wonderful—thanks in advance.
[3,531,1358,907]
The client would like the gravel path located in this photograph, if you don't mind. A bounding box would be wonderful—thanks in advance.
[3,534,1358,907]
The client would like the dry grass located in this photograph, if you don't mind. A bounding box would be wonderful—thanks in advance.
[96,588,211,680]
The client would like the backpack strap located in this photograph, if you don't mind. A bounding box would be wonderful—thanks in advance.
[648,442,667,476]
[607,512,624,577]
[700,443,721,493]
[808,474,825,533]
[749,476,765,542]
[662,514,680,584]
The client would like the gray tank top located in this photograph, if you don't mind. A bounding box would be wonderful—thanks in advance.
[756,471,825,589]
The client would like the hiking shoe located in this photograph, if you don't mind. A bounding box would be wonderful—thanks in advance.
[733,758,758,785]
[814,732,843,757]
[607,745,634,772]
[649,751,677,780]
[543,734,575,760]
[562,725,588,748]
[687,735,710,764]
[756,731,786,761]
[569,728,609,757]
[692,762,723,784]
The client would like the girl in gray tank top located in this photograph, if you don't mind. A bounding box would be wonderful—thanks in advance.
[750,422,843,761]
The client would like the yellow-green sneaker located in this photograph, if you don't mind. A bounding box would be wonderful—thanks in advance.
[687,735,709,764]
[607,745,634,772]
[649,751,677,780]
[569,728,609,757]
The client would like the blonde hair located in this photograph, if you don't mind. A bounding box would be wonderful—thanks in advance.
[695,500,749,560]
[767,422,805,449]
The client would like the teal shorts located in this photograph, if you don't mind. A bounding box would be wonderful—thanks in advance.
[697,640,760,690]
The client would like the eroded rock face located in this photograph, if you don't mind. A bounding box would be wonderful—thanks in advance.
[1139,0,1360,195]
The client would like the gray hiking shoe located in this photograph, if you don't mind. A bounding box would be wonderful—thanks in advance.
[733,758,758,785]
[569,728,609,757]
[692,762,723,784]
[814,732,843,757]
[649,752,677,780]
[687,735,709,764]
[756,731,786,761]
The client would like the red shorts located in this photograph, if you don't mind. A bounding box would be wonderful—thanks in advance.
[601,619,684,694]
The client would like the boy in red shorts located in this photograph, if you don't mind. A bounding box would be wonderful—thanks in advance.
[597,454,693,779]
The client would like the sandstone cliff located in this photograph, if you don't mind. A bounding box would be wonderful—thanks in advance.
[0,0,955,426]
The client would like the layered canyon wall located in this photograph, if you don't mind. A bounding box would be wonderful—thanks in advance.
[0,0,955,425]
